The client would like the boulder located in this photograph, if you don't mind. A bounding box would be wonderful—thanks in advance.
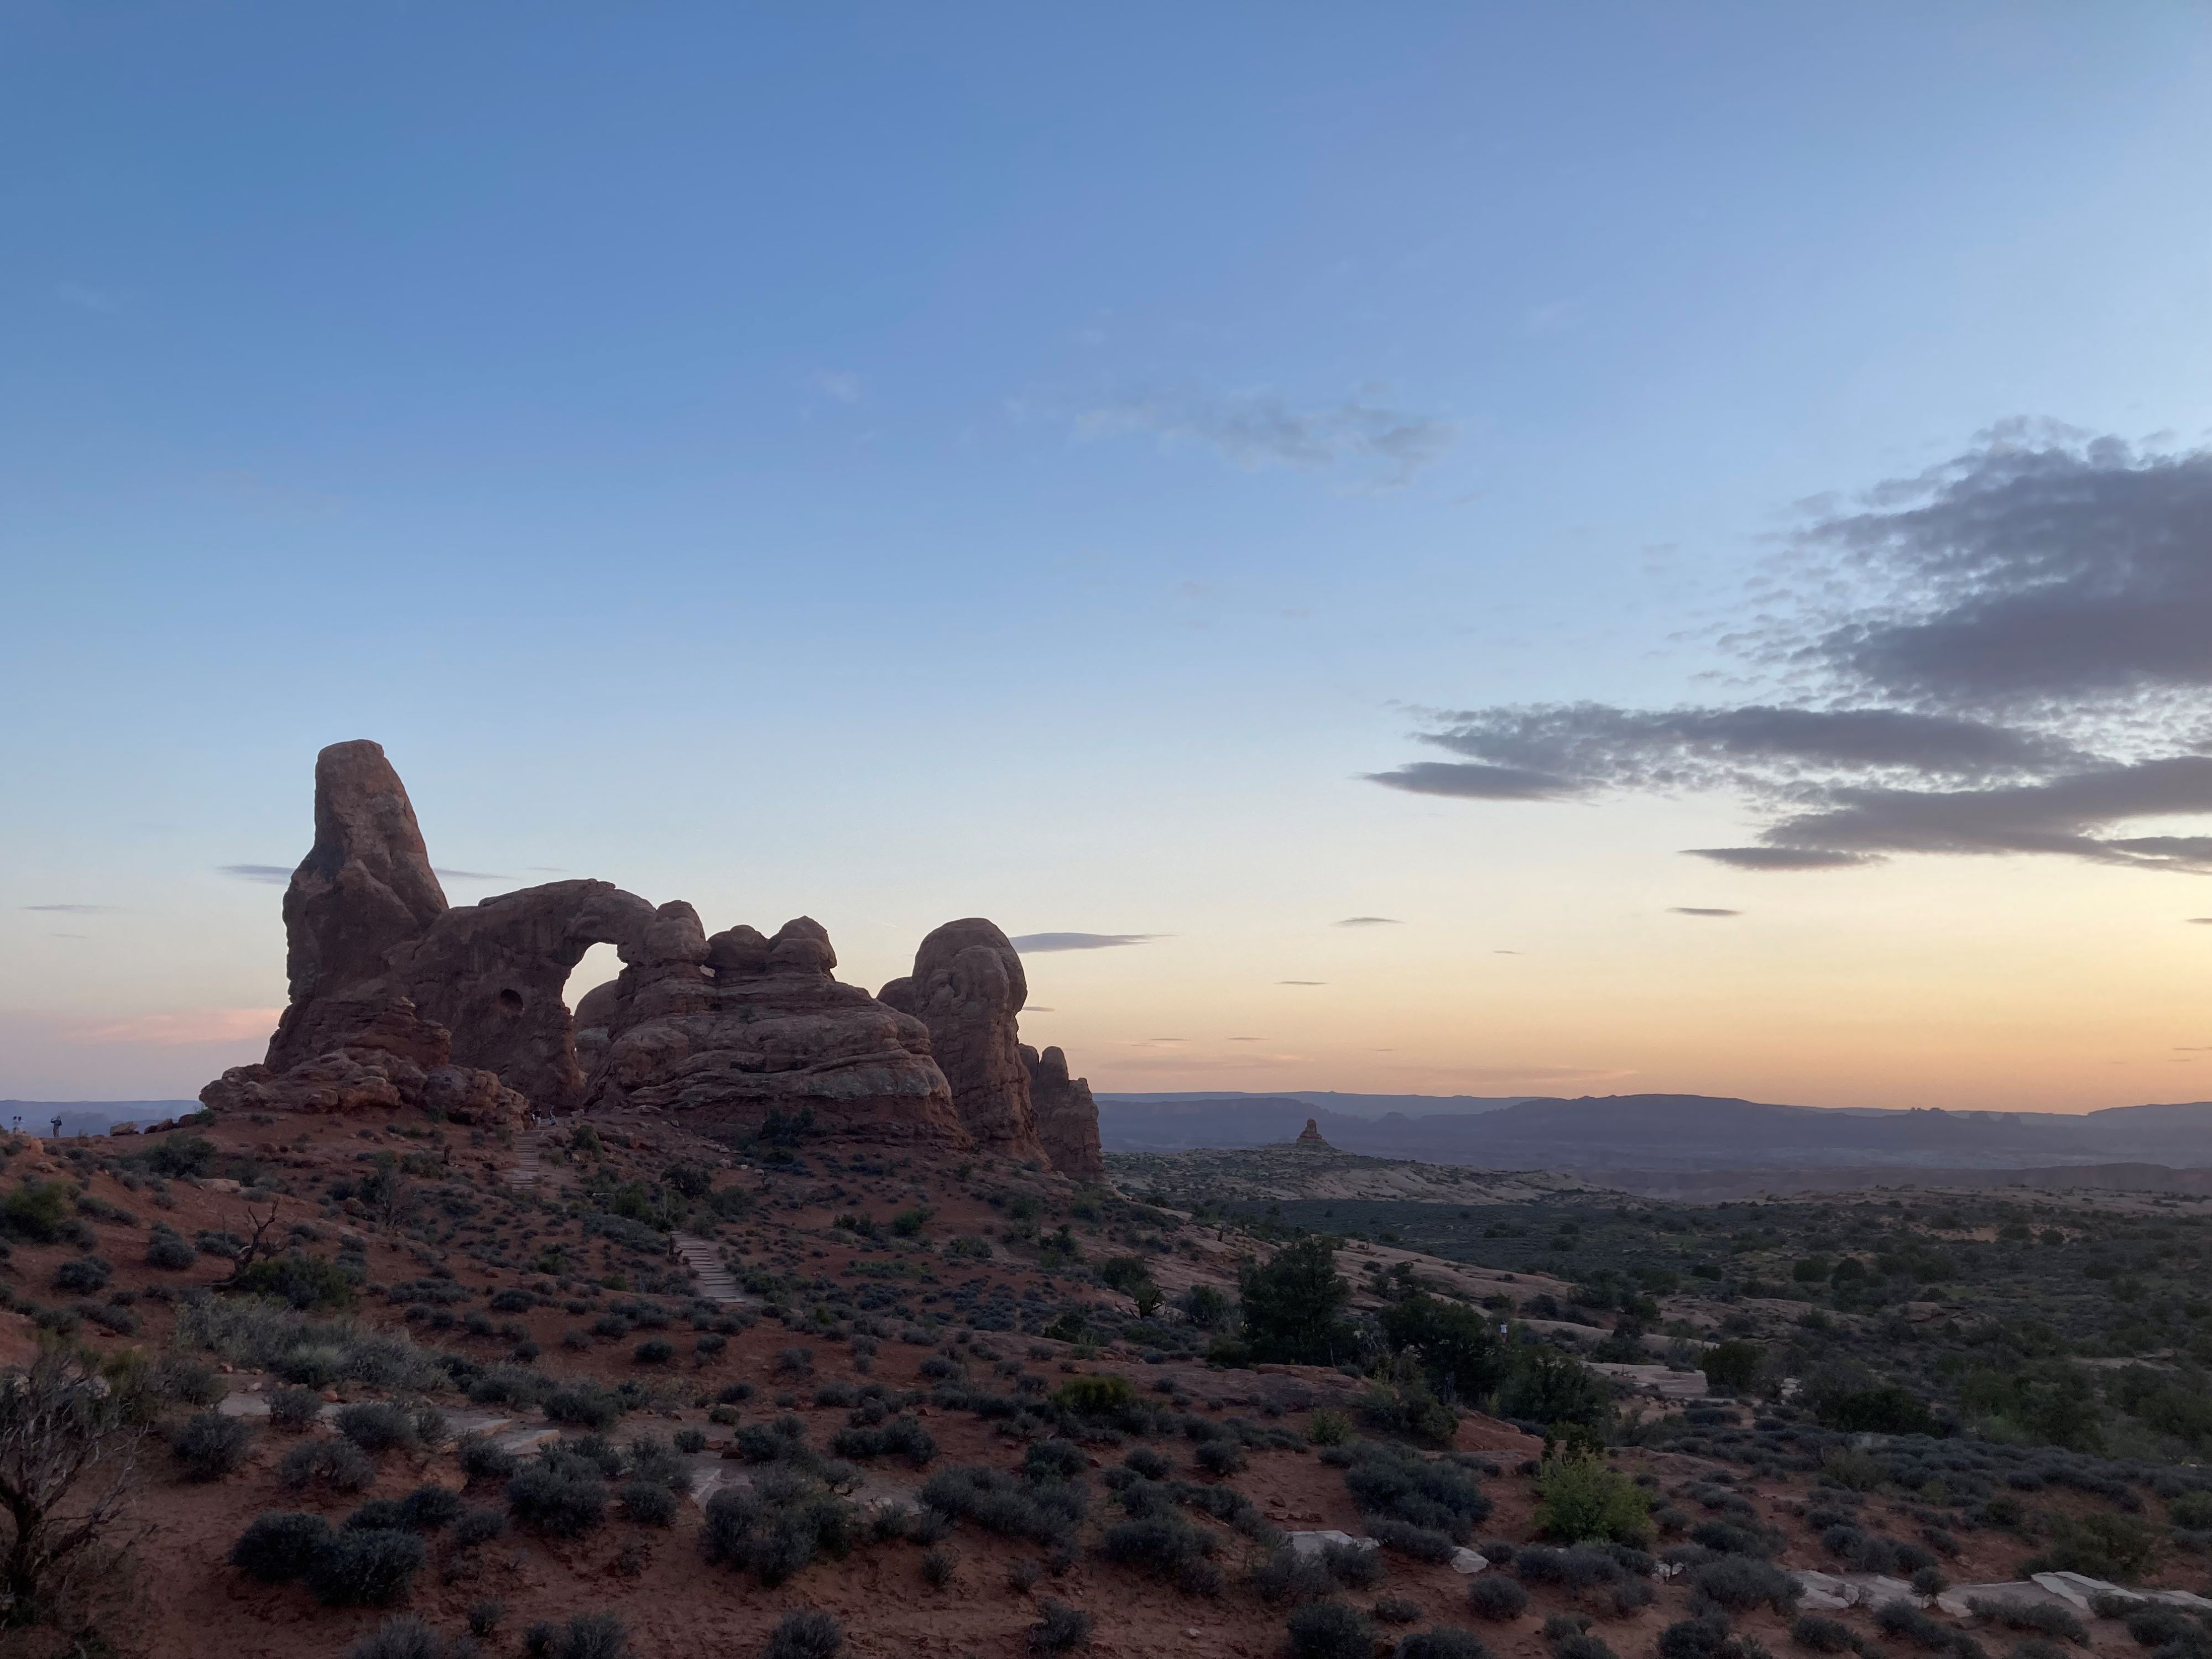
[1022,1044,1103,1179]
[879,919,1043,1159]
[585,915,970,1147]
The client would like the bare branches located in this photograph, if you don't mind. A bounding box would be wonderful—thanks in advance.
[0,1350,144,1626]
[218,1197,283,1287]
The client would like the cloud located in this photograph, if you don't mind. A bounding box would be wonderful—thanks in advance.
[1076,387,1457,486]
[1670,907,1741,917]
[66,1007,280,1046]
[811,370,864,404]
[2189,917,2212,924]
[1369,430,2212,874]
[432,868,502,881]
[1277,979,1327,985]
[1009,932,1159,952]
[1684,848,1876,870]
[219,863,292,883]
[1365,761,1582,800]
[21,904,119,914]
[1334,916,1401,927]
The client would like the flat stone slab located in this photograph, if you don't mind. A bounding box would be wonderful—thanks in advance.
[1939,1582,2084,1619]
[1796,1571,1926,1610]
[1589,1362,1709,1401]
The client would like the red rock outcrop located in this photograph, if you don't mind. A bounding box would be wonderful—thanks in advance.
[201,999,527,1126]
[1022,1044,1103,1180]
[582,912,970,1147]
[399,879,658,1113]
[878,919,1045,1160]
[1296,1117,1332,1148]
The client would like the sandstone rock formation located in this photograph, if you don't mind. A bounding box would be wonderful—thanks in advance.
[1296,1117,1332,1149]
[878,919,1044,1160]
[583,912,969,1146]
[401,879,657,1113]
[1022,1044,1103,1180]
[201,998,528,1126]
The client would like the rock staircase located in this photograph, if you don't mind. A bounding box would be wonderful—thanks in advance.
[671,1232,744,1303]
[501,1131,547,1190]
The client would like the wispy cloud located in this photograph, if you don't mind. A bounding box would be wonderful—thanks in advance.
[1277,979,1327,985]
[810,370,863,404]
[1009,932,1159,952]
[432,868,502,881]
[1333,916,1401,927]
[21,904,119,915]
[1075,386,1456,487]
[219,864,291,884]
[1369,429,2212,874]
[1670,907,1742,917]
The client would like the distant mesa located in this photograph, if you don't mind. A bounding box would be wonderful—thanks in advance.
[1295,1117,1333,1149]
[201,740,1099,1171]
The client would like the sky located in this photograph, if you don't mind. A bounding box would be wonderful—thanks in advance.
[6,3,2212,1112]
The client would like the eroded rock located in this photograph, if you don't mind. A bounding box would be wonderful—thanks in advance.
[1022,1044,1103,1179]
[879,919,1043,1159]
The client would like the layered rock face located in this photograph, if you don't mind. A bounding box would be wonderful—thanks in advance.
[1022,1044,1103,1180]
[202,998,528,1125]
[878,919,1045,1160]
[583,910,969,1146]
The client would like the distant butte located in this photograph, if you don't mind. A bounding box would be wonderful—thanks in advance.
[203,740,1100,1170]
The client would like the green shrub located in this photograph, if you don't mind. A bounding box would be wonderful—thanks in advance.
[171,1409,252,1481]
[1792,1615,1859,1653]
[1361,1380,1460,1446]
[268,1384,322,1430]
[1342,1441,1492,1542]
[1240,1237,1356,1366]
[701,1470,858,1587]
[920,1465,1086,1547]
[1700,1341,1762,1393]
[1966,1600,2087,1647]
[306,1527,426,1606]
[457,1434,520,1483]
[231,1254,357,1310]
[544,1381,624,1430]
[1051,1374,1135,1416]
[1101,1512,1219,1592]
[53,1256,112,1295]
[3,1180,75,1242]
[1873,1601,1952,1650]
[342,1614,450,1659]
[621,1478,678,1526]
[2167,1490,2212,1530]
[2023,1512,2163,1584]
[453,1505,506,1548]
[1533,1455,1651,1546]
[144,1229,197,1270]
[229,1511,335,1582]
[1691,1557,1801,1615]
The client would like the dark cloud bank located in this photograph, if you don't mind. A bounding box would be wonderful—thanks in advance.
[1371,427,2212,873]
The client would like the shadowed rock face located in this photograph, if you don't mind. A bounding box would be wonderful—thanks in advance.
[879,919,1044,1160]
[1022,1044,1103,1179]
[400,879,658,1113]
[267,740,451,1071]
[585,912,970,1146]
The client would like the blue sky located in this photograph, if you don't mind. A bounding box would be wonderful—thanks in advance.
[7,4,2212,1108]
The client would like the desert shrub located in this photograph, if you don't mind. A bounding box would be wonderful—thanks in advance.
[1308,1410,1352,1446]
[231,1254,357,1311]
[1025,1439,1089,1482]
[1102,1512,1222,1594]
[1193,1438,1247,1477]
[1397,1632,1491,1659]
[1,1180,74,1243]
[1966,1602,2086,1647]
[1243,1237,1358,1365]
[763,1609,842,1659]
[543,1381,624,1431]
[468,1600,503,1637]
[171,1409,252,1481]
[268,1384,323,1431]
[279,1436,376,1493]
[1793,1615,1860,1653]
[701,1469,858,1586]
[1555,1636,1620,1659]
[2121,1606,2200,1651]
[1362,1379,1463,1446]
[145,1229,197,1270]
[1874,1601,1952,1650]
[2168,1490,2212,1530]
[831,1415,938,1469]
[457,1434,520,1483]
[1123,1446,1172,1480]
[307,1527,426,1606]
[633,1338,674,1367]
[397,1484,463,1531]
[1029,1598,1093,1651]
[1370,1516,1458,1562]
[1469,1574,1530,1620]
[53,1256,111,1296]
[229,1511,335,1582]
[1535,1455,1652,1546]
[453,1505,505,1547]
[1693,1557,1801,1616]
[675,1427,707,1454]
[1287,1601,1376,1659]
[1376,1598,1423,1625]
[921,1465,1087,1547]
[622,1478,678,1526]
[1251,1541,1378,1604]
[2023,1512,2163,1584]
[1343,1441,1492,1542]
[335,1400,417,1453]
[508,1453,608,1537]
[545,1612,627,1659]
[1052,1374,1136,1417]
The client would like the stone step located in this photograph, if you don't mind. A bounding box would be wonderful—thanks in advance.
[670,1233,746,1303]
